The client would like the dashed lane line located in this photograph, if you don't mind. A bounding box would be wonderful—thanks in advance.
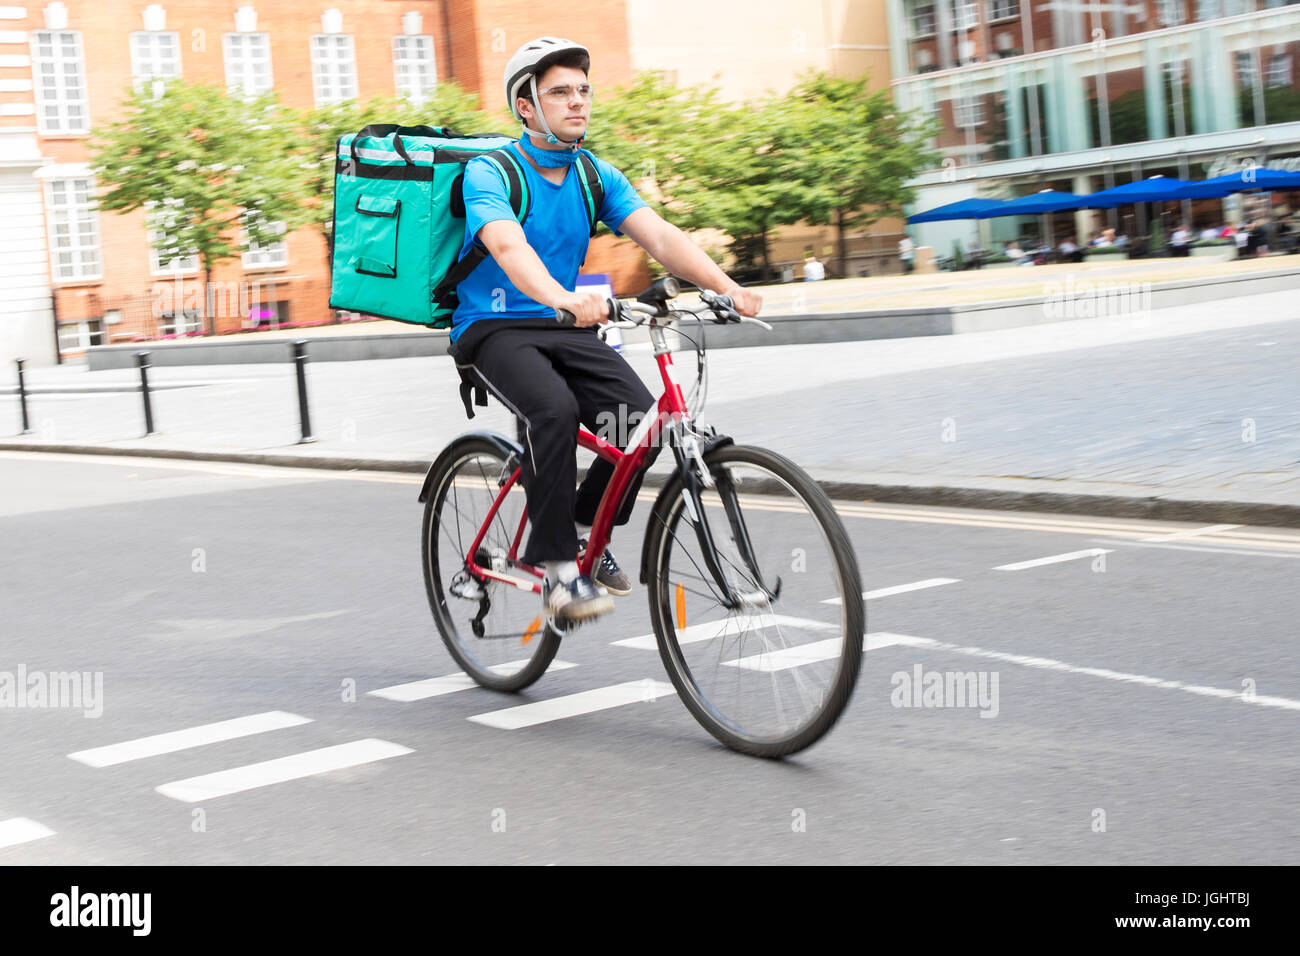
[154,739,413,803]
[369,660,578,702]
[68,711,313,767]
[0,817,55,849]
[467,680,676,730]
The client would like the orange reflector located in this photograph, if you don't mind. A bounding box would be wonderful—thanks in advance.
[522,615,543,645]
[675,583,686,630]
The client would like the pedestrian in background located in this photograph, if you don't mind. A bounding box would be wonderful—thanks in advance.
[803,252,825,281]
[899,233,915,274]
[1170,222,1193,257]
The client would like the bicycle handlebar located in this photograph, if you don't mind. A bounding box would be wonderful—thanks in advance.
[554,289,771,331]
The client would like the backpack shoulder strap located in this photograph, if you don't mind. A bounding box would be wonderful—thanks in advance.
[431,148,532,311]
[574,151,605,238]
[479,146,531,225]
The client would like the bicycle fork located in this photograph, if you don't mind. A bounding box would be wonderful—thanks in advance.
[671,432,780,611]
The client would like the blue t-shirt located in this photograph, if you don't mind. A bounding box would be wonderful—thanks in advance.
[449,143,647,341]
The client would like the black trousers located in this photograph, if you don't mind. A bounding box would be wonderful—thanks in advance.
[468,326,660,566]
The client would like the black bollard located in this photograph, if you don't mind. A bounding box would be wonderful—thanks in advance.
[292,340,315,443]
[15,358,32,435]
[135,351,157,436]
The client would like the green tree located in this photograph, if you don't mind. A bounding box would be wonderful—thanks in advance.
[780,72,941,277]
[90,81,311,335]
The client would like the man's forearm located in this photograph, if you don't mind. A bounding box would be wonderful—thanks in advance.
[494,241,569,308]
[643,221,739,293]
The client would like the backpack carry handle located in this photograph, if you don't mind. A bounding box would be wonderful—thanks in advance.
[348,124,469,170]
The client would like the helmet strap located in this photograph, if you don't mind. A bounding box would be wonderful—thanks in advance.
[524,74,583,149]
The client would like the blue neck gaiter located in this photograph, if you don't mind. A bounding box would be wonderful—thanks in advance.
[518,129,581,168]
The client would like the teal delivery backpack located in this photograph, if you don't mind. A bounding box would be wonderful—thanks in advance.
[328,123,605,328]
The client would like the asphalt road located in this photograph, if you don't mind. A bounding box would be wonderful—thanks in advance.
[1,451,1297,864]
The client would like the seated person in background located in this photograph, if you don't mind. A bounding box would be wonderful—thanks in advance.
[1200,224,1220,242]
[1003,240,1024,259]
[1058,235,1083,262]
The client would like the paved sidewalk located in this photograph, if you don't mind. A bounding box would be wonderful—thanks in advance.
[3,287,1298,525]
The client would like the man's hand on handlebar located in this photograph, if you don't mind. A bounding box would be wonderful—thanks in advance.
[719,283,762,318]
[552,290,611,328]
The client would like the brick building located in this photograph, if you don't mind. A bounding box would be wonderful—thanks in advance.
[0,0,642,365]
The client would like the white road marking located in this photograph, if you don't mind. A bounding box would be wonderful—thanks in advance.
[1092,538,1300,560]
[887,633,1300,711]
[721,631,929,672]
[468,680,676,729]
[68,711,313,767]
[823,577,960,605]
[1140,523,1242,542]
[369,660,577,701]
[155,739,413,803]
[611,615,838,651]
[0,817,55,849]
[994,548,1112,571]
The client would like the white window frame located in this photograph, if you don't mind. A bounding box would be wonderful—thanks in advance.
[310,33,358,105]
[954,92,984,127]
[130,30,182,96]
[44,177,103,282]
[31,29,89,134]
[58,319,104,352]
[159,309,203,336]
[1157,0,1186,27]
[1236,50,1258,90]
[393,34,436,104]
[242,215,289,269]
[954,0,980,31]
[990,0,1020,21]
[911,2,937,37]
[223,31,274,98]
[146,199,199,276]
[1266,52,1292,88]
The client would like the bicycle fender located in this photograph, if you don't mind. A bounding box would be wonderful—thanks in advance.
[417,430,525,503]
[638,432,734,584]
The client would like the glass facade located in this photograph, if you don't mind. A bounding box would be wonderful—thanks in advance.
[892,1,1300,164]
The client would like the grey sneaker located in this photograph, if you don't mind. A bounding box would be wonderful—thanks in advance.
[544,573,614,624]
[578,538,632,596]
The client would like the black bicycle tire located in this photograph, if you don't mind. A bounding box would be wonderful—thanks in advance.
[645,444,865,757]
[421,436,561,692]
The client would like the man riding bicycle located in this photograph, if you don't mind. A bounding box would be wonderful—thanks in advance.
[447,36,762,627]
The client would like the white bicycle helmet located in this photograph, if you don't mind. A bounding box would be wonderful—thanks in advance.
[504,36,590,144]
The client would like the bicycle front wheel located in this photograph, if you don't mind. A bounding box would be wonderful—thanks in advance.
[645,444,864,757]
[422,435,560,692]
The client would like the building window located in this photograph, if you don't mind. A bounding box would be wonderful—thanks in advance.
[1157,0,1186,27]
[31,30,89,134]
[242,217,288,269]
[159,310,202,335]
[1236,50,1259,89]
[58,320,104,352]
[990,0,1020,20]
[911,2,937,37]
[954,93,984,127]
[147,199,199,275]
[954,0,980,31]
[45,177,102,281]
[310,33,358,105]
[130,30,182,95]
[224,32,273,98]
[1267,53,1293,88]
[393,34,436,104]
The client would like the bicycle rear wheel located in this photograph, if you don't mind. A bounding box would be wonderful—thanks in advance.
[422,435,560,691]
[645,444,864,757]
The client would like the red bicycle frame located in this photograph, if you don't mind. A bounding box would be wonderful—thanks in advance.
[461,341,691,595]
